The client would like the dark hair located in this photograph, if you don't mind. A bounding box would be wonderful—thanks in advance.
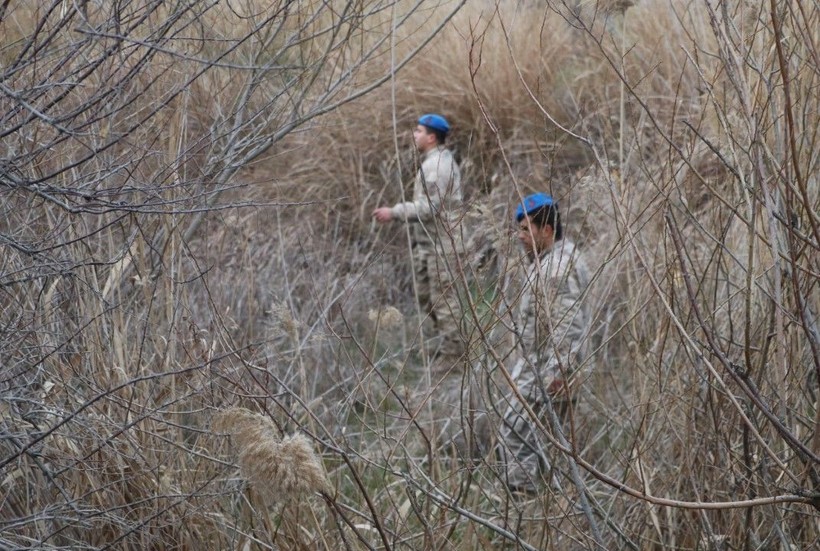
[422,125,447,145]
[529,204,562,240]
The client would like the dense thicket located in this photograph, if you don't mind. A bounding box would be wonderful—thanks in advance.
[1,1,818,549]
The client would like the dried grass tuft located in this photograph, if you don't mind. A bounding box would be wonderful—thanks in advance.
[2,0,818,548]
[215,408,329,504]
[368,305,403,329]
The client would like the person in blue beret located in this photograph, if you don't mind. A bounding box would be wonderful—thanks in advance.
[497,192,592,493]
[372,114,464,362]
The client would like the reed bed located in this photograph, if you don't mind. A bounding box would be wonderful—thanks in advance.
[1,0,818,549]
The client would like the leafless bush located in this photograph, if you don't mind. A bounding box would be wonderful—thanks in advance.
[1,0,818,549]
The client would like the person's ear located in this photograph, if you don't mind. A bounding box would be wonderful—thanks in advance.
[543,224,554,239]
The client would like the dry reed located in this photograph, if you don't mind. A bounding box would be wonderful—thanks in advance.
[1,0,818,549]
[214,408,329,504]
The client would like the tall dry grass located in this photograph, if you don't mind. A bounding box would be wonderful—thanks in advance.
[1,0,818,549]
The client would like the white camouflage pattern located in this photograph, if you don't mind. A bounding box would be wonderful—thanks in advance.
[499,238,592,490]
[390,146,464,358]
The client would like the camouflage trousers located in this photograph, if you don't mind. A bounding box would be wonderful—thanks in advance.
[497,359,573,492]
[413,243,465,360]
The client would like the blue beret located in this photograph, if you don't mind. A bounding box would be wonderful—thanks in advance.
[515,193,555,222]
[418,113,450,134]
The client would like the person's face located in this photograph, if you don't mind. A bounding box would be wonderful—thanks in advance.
[518,216,554,260]
[413,125,437,153]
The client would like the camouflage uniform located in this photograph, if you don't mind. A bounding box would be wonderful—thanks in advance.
[390,146,463,358]
[498,238,591,491]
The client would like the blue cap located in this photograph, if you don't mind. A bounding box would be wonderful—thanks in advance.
[418,113,450,134]
[515,193,555,222]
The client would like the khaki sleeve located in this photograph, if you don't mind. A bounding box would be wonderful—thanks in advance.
[532,265,589,382]
[390,152,458,223]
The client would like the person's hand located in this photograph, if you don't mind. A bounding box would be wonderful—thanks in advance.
[372,207,393,223]
[547,378,568,397]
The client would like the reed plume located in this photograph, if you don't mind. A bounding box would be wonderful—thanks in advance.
[215,408,329,504]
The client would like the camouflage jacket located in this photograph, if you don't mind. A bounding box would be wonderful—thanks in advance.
[390,146,462,247]
[516,238,591,384]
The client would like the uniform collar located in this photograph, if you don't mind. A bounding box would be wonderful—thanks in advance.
[528,238,560,264]
[420,144,445,160]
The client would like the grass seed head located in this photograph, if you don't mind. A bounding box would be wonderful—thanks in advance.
[215,408,329,504]
[368,306,404,329]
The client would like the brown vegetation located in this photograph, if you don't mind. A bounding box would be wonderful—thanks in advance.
[1,0,818,549]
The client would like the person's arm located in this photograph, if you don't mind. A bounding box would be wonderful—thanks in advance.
[533,257,589,394]
[390,151,458,222]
